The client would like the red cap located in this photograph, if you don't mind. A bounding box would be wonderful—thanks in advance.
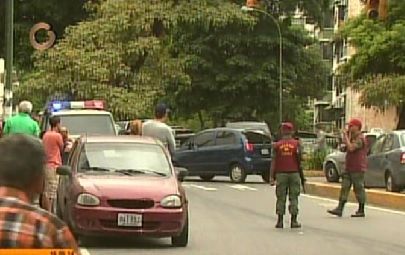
[281,122,294,130]
[347,118,362,128]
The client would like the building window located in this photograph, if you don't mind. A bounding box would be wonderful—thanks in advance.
[327,75,333,91]
[321,42,333,61]
[323,10,334,28]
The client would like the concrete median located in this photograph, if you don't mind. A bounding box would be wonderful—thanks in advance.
[305,182,405,211]
[304,170,324,178]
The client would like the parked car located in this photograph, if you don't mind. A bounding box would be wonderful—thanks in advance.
[366,130,405,192]
[55,135,189,247]
[174,127,272,183]
[322,132,386,183]
[324,130,405,192]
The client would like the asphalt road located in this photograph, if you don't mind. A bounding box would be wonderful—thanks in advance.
[79,176,405,255]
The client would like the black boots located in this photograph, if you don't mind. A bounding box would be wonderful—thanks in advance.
[275,214,302,228]
[327,201,365,217]
[351,203,365,217]
[275,214,283,228]
[327,200,346,217]
[290,214,302,228]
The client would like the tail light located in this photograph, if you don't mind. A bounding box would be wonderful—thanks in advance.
[400,152,405,164]
[245,142,254,152]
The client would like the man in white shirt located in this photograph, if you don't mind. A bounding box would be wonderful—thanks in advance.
[142,103,176,155]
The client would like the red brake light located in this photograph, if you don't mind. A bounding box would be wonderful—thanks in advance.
[84,100,105,109]
[400,152,405,164]
[245,142,254,152]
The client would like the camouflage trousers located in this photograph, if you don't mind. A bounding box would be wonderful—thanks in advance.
[339,172,366,204]
[275,172,301,215]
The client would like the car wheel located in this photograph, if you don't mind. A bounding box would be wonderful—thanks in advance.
[200,175,215,181]
[325,162,340,182]
[261,171,270,183]
[229,163,247,183]
[171,215,189,247]
[385,171,402,192]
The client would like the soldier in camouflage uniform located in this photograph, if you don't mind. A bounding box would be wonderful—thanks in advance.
[270,122,303,228]
[328,118,367,217]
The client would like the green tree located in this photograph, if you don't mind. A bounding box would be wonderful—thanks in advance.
[165,0,329,128]
[339,0,405,129]
[15,0,256,118]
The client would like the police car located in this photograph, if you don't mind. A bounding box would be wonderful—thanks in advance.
[39,100,118,139]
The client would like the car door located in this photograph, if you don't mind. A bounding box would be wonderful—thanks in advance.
[379,134,400,187]
[173,135,199,172]
[191,131,216,174]
[366,135,386,187]
[64,141,82,221]
[57,139,78,214]
[209,130,240,174]
[174,131,215,175]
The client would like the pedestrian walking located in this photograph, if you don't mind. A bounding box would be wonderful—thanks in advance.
[270,122,303,229]
[142,103,176,156]
[42,116,64,212]
[314,123,327,153]
[327,118,367,217]
[2,100,40,137]
[0,134,79,250]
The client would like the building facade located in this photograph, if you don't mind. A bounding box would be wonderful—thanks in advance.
[314,0,397,132]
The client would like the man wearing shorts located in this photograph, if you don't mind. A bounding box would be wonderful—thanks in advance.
[42,116,63,212]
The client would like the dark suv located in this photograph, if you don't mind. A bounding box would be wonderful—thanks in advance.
[174,127,272,183]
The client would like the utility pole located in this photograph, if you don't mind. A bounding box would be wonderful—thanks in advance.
[4,0,14,120]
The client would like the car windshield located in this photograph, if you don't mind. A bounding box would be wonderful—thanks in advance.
[52,114,116,136]
[78,142,172,176]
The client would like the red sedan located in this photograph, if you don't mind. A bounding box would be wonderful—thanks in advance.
[55,135,189,247]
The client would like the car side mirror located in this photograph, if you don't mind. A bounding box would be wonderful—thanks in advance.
[56,165,72,176]
[174,167,188,182]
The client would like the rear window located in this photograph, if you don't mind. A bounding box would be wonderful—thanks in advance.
[226,122,271,135]
[365,134,377,147]
[47,114,116,136]
[244,131,272,144]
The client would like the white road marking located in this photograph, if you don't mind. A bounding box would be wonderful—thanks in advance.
[80,248,91,255]
[302,194,405,216]
[188,184,218,191]
[228,184,257,191]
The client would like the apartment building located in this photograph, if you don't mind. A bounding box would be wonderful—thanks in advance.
[314,0,398,132]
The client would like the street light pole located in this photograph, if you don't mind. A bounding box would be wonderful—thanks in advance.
[4,0,14,119]
[241,6,283,123]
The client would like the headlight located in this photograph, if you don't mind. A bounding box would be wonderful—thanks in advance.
[76,193,100,206]
[161,195,182,208]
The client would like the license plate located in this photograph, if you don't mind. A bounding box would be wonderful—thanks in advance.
[117,213,142,227]
[261,149,269,155]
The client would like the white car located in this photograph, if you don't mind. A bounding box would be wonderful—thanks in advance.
[323,132,383,182]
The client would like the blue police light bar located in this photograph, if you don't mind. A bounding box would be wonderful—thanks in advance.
[49,100,105,112]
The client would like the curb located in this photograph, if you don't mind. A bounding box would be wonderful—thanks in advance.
[304,170,324,177]
[305,182,405,211]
